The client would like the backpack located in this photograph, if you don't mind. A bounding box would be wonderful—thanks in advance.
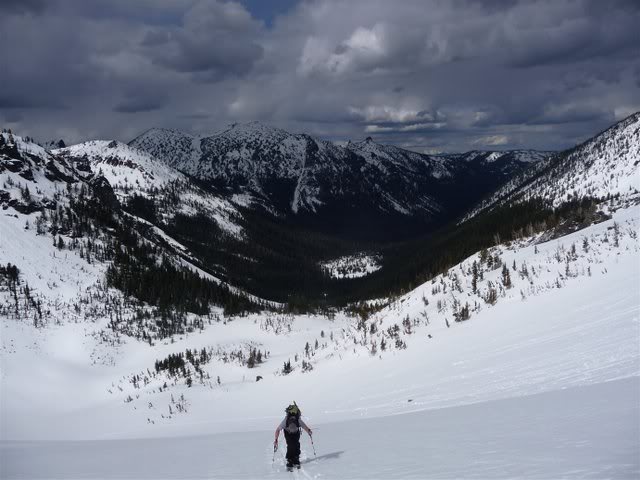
[284,403,301,433]
[284,413,300,433]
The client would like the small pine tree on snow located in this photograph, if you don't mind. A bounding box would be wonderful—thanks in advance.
[501,264,512,289]
[454,303,470,322]
[282,360,292,375]
[247,349,256,368]
[471,261,478,294]
[21,185,31,202]
[485,286,498,305]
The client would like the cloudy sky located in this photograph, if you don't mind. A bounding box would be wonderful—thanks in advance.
[1,0,639,152]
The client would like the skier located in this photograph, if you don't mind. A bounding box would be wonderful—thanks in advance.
[274,402,312,469]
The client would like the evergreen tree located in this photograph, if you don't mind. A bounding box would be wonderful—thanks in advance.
[247,349,256,368]
[471,261,478,294]
[501,264,512,288]
[282,360,292,375]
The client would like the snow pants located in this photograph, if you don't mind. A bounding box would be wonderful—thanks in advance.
[284,430,301,465]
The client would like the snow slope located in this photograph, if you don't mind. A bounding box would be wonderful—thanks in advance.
[54,139,244,237]
[128,127,200,170]
[1,133,80,209]
[1,203,638,478]
[54,140,183,193]
[466,112,640,220]
[3,378,637,479]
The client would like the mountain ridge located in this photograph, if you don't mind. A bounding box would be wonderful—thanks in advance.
[463,111,640,221]
[128,122,551,238]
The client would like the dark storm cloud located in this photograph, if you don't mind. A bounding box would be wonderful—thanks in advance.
[1,0,639,152]
[502,11,640,69]
[0,94,57,110]
[0,0,47,13]
[114,90,168,114]
[152,37,263,77]
[528,105,615,126]
[179,112,211,120]
[145,2,265,80]
[140,30,171,47]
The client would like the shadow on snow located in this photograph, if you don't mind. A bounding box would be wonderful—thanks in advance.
[301,450,345,465]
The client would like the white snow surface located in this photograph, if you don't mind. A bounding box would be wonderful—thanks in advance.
[1,205,639,478]
[321,254,382,279]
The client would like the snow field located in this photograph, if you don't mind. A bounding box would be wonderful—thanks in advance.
[320,254,382,279]
[2,378,638,479]
[1,204,639,478]
[2,206,638,441]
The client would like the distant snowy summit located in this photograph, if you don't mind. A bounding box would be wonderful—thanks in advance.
[129,122,550,237]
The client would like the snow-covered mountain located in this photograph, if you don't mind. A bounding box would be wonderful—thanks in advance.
[2,196,638,477]
[128,127,198,170]
[0,131,274,317]
[53,139,243,237]
[130,123,550,236]
[2,114,640,477]
[54,140,183,192]
[465,112,640,220]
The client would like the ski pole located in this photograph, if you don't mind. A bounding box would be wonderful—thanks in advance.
[310,435,317,457]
